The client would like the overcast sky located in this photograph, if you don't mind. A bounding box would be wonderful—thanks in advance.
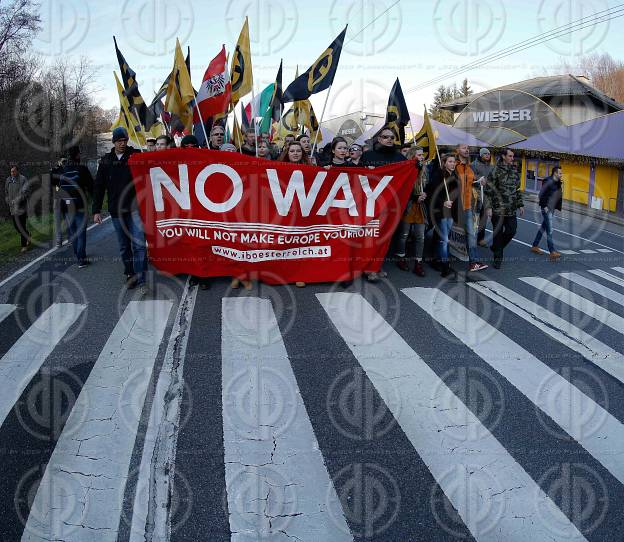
[33,0,624,120]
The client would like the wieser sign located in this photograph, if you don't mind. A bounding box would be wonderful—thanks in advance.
[472,110,532,122]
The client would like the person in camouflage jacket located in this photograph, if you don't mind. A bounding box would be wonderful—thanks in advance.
[484,148,524,268]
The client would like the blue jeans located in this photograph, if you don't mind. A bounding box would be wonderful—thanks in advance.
[463,209,479,263]
[396,221,426,260]
[64,210,87,262]
[438,218,453,262]
[111,212,147,284]
[532,208,555,252]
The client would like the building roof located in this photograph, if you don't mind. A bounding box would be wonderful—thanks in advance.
[510,110,624,161]
[440,74,623,113]
[353,114,491,148]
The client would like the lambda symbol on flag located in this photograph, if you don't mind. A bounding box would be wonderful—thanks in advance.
[231,48,245,92]
[307,49,333,92]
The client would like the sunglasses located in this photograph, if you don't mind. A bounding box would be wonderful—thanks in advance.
[380,134,395,139]
[349,147,361,151]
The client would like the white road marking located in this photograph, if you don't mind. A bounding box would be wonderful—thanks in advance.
[129,280,196,542]
[468,282,624,385]
[0,217,111,290]
[564,272,624,306]
[611,267,624,276]
[596,248,613,253]
[517,217,624,254]
[404,286,624,485]
[23,300,173,542]
[520,276,624,334]
[317,292,586,542]
[588,269,624,290]
[0,304,15,324]
[222,297,351,542]
[558,249,578,255]
[580,249,598,254]
[0,303,84,427]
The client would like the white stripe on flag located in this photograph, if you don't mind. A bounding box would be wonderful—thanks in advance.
[469,281,624,385]
[0,303,84,427]
[520,276,624,334]
[221,297,351,542]
[23,301,173,542]
[403,286,624,485]
[317,292,586,542]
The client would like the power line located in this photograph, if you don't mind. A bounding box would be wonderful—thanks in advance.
[405,4,624,94]
[345,0,401,46]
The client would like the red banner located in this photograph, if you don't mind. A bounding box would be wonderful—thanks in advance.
[129,150,416,284]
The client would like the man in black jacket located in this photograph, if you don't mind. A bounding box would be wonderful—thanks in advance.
[51,146,94,267]
[531,166,563,260]
[93,127,147,290]
[360,126,407,282]
[361,126,407,167]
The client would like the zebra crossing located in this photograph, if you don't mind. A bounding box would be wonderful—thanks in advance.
[0,267,623,541]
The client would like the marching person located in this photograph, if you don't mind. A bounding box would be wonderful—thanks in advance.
[146,138,157,152]
[396,147,428,277]
[51,146,94,267]
[257,140,272,159]
[472,148,494,246]
[277,141,311,165]
[426,154,460,278]
[180,134,200,148]
[360,126,407,282]
[456,143,488,272]
[241,128,257,155]
[93,127,149,294]
[5,165,32,252]
[531,165,563,260]
[400,143,412,158]
[155,135,171,151]
[348,143,363,166]
[485,148,524,269]
[278,141,310,288]
[324,137,354,168]
[208,124,225,150]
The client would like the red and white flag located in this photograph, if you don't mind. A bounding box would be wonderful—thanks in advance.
[193,45,231,124]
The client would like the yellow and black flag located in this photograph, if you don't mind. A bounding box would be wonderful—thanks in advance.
[385,78,410,145]
[114,36,157,131]
[150,46,192,119]
[112,72,146,147]
[282,26,347,103]
[298,99,321,143]
[414,108,439,163]
[165,39,196,131]
[230,17,253,107]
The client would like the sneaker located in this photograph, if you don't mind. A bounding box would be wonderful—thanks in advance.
[413,261,425,277]
[20,246,28,253]
[78,260,90,268]
[137,283,149,297]
[230,278,241,289]
[397,257,409,271]
[530,246,544,255]
[549,251,561,261]
[295,281,306,288]
[126,274,138,289]
[478,240,488,247]
[366,272,379,283]
[469,262,489,272]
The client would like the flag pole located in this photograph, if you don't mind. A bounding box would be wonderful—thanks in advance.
[311,84,332,158]
[131,106,146,152]
[193,100,210,147]
[250,86,259,157]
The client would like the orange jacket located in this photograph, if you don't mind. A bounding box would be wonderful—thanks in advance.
[455,159,476,211]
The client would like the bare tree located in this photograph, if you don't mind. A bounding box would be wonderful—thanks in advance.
[558,53,624,103]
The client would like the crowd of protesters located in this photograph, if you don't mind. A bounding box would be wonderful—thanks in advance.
[5,123,564,295]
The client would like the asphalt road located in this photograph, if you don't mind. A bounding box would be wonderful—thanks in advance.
[0,204,623,542]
